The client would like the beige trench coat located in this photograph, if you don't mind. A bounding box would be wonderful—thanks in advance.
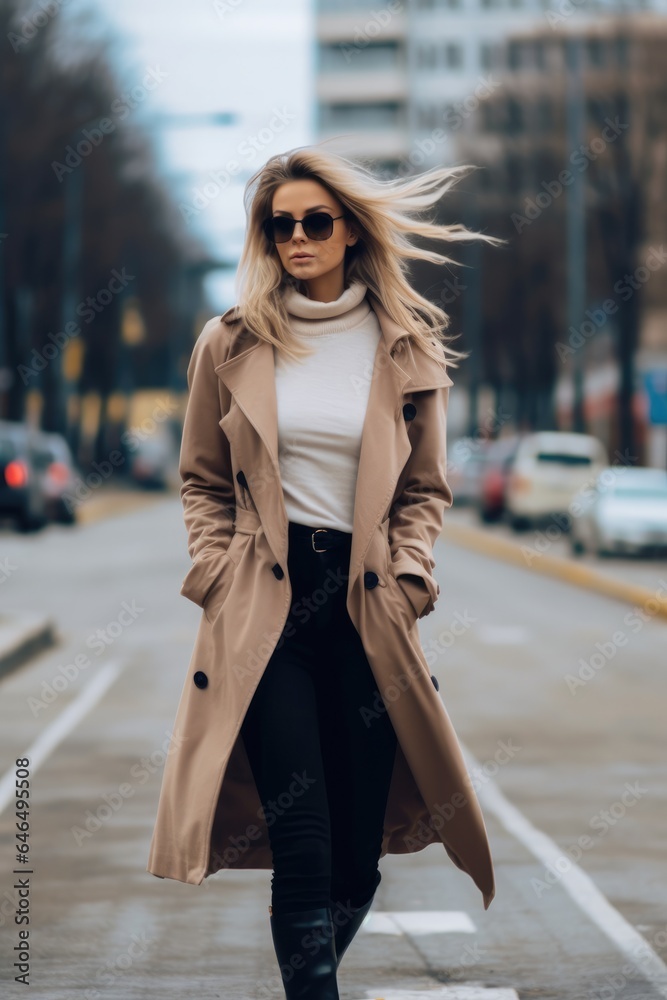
[146,291,496,911]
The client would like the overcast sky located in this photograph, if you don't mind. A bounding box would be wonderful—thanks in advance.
[64,0,314,308]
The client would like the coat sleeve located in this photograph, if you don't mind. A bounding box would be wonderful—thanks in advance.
[388,375,454,620]
[178,319,236,610]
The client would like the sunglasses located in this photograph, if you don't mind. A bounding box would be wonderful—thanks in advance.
[262,212,346,244]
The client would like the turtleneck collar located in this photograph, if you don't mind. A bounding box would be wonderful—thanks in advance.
[282,278,371,337]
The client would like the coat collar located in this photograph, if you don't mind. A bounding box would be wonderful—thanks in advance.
[212,291,453,585]
[215,291,452,398]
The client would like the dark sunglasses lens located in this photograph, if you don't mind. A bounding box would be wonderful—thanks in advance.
[265,217,294,243]
[264,213,337,243]
[303,213,334,240]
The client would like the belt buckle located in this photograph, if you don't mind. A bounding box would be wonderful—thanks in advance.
[312,529,328,553]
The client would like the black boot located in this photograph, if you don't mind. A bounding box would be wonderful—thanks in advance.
[330,890,376,969]
[269,904,340,999]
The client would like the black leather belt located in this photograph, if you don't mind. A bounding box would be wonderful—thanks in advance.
[288,521,352,553]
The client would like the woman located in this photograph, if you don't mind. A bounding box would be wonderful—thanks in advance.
[147,147,502,1000]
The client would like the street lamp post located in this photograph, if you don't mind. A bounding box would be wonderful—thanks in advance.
[565,36,587,434]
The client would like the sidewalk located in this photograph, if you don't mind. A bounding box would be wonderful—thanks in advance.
[441,505,667,620]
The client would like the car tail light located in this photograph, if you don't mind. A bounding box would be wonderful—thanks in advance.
[4,459,29,488]
[485,470,503,500]
[47,461,70,484]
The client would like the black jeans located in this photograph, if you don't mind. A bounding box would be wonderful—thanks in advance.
[240,520,398,916]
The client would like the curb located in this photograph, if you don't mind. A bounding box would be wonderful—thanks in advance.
[78,488,171,526]
[440,521,667,621]
[0,614,57,681]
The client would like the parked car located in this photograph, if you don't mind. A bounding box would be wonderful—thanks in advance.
[447,437,491,506]
[31,431,79,524]
[127,426,178,490]
[505,431,608,531]
[0,420,49,532]
[478,434,524,523]
[570,466,667,557]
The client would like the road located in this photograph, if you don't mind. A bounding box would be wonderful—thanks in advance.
[0,495,665,1000]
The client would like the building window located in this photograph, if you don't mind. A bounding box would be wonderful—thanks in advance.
[586,38,605,68]
[477,166,491,190]
[615,91,629,123]
[442,102,457,127]
[506,97,523,132]
[586,96,607,125]
[614,35,629,69]
[506,156,522,195]
[374,160,400,180]
[480,42,495,70]
[416,43,438,69]
[534,154,553,188]
[481,100,495,131]
[319,42,402,73]
[443,41,464,68]
[507,40,522,70]
[536,96,552,132]
[320,102,403,130]
[417,104,440,129]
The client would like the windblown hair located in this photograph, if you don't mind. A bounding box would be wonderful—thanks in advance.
[235,145,504,368]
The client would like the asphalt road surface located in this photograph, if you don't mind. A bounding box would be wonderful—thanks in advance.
[1,496,665,1000]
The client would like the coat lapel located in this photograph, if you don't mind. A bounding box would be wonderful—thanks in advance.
[214,292,453,587]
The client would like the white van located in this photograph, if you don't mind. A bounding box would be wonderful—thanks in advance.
[505,431,608,530]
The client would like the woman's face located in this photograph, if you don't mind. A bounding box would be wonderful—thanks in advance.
[268,179,358,289]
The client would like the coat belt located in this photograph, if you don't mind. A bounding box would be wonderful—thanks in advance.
[233,506,261,534]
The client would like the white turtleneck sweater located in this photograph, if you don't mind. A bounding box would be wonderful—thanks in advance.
[274,279,381,533]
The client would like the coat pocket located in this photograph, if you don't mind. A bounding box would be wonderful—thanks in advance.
[385,569,421,627]
[392,572,430,619]
[382,532,430,623]
[202,526,254,624]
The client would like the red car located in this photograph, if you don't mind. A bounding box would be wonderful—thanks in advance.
[478,434,524,523]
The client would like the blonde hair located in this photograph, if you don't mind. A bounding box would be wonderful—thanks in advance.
[235,144,505,368]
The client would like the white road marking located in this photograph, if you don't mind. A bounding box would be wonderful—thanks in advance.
[365,911,476,935]
[363,988,519,998]
[462,743,667,998]
[0,660,126,816]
